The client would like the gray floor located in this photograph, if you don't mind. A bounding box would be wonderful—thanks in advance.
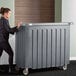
[0,61,76,76]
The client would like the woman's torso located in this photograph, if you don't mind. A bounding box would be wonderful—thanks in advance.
[0,17,9,43]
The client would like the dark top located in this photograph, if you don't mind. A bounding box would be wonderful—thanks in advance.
[0,17,18,42]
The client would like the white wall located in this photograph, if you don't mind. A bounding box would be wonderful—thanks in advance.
[62,0,76,59]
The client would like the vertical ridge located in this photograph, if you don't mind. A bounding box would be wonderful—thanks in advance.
[37,29,38,68]
[46,29,48,67]
[64,29,66,65]
[41,29,43,68]
[32,30,33,68]
[55,29,57,66]
[60,29,61,66]
[51,29,52,67]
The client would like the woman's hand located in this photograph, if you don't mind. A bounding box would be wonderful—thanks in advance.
[16,22,22,29]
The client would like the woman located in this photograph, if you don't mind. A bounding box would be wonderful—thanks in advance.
[0,7,22,73]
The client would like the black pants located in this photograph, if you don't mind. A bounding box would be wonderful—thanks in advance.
[0,42,13,67]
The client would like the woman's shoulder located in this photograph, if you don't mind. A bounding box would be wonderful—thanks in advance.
[0,17,8,23]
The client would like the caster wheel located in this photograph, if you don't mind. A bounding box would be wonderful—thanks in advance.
[63,65,67,70]
[23,68,29,75]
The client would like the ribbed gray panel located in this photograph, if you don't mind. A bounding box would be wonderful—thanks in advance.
[15,27,25,68]
[15,24,70,69]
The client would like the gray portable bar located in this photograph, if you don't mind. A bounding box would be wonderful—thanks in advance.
[15,23,71,73]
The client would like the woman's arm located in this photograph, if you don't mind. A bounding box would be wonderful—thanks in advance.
[3,20,18,34]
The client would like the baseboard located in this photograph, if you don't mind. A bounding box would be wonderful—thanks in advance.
[70,57,76,60]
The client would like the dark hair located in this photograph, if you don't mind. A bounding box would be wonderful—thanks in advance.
[0,7,11,15]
